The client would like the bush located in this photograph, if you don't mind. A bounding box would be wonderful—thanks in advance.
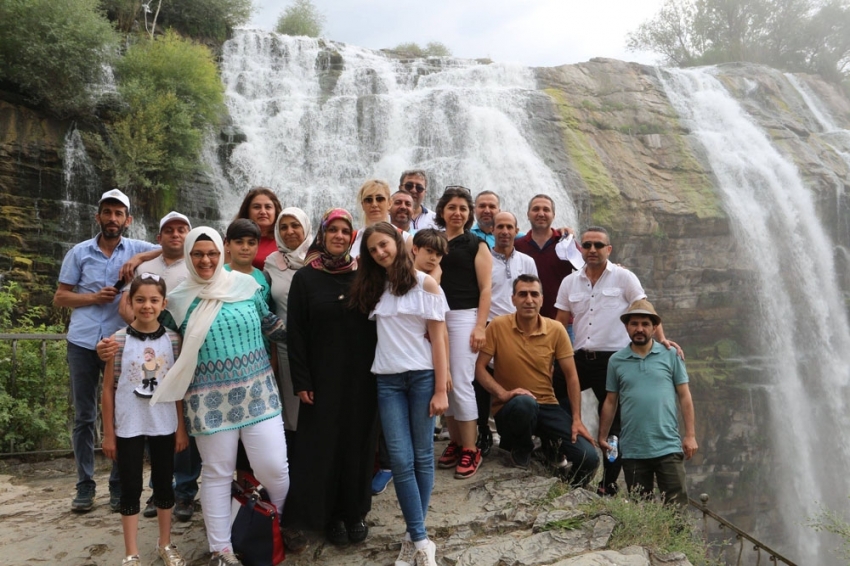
[276,0,325,37]
[391,41,453,57]
[0,282,71,453]
[0,0,119,115]
[108,30,224,198]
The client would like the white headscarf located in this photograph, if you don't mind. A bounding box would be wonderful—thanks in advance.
[151,227,259,404]
[265,208,313,271]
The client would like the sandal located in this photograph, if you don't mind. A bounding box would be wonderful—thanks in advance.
[346,519,368,543]
[326,520,348,546]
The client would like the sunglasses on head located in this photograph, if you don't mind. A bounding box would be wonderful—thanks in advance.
[402,182,426,193]
[445,185,471,194]
[581,241,608,250]
[362,195,387,204]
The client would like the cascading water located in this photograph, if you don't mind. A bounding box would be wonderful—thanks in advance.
[213,29,576,227]
[660,67,850,564]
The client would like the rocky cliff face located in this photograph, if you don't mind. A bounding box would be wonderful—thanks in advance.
[1,49,848,561]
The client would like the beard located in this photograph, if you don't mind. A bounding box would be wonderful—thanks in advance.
[100,222,126,239]
[630,333,650,346]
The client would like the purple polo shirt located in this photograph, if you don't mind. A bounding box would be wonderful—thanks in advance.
[514,229,575,319]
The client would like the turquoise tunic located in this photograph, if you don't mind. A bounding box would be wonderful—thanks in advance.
[172,292,283,436]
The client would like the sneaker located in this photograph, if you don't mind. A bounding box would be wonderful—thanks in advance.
[122,556,140,566]
[436,427,451,441]
[437,442,461,469]
[476,427,493,457]
[553,454,571,470]
[143,497,157,518]
[71,485,95,513]
[395,538,415,566]
[156,542,185,566]
[510,448,531,469]
[110,490,122,513]
[454,448,482,479]
[371,469,393,495]
[281,527,308,554]
[173,499,194,522]
[412,540,437,566]
[208,552,242,566]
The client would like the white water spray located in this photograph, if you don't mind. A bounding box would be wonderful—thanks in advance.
[213,29,576,228]
[660,67,850,564]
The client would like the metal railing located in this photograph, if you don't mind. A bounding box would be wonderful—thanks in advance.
[690,494,798,565]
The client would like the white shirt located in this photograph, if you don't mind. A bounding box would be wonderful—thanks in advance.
[411,207,438,231]
[488,248,538,321]
[136,256,189,296]
[351,227,412,259]
[554,261,646,351]
[369,271,450,375]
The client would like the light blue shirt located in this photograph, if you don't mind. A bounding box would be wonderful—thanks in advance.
[58,235,158,349]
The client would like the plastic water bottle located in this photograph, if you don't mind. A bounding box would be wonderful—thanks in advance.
[606,435,619,462]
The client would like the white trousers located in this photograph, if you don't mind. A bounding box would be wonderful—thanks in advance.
[194,415,290,553]
[445,308,479,422]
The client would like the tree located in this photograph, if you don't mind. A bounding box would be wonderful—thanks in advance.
[101,0,254,40]
[391,42,453,58]
[0,0,119,115]
[276,0,325,37]
[108,30,224,198]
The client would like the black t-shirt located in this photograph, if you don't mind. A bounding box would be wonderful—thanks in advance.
[440,231,482,310]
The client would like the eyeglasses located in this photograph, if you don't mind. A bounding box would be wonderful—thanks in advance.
[139,272,161,282]
[190,251,222,260]
[402,182,426,193]
[362,195,387,204]
[581,241,608,250]
[445,185,471,194]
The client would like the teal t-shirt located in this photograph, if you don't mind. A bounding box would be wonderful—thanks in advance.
[606,341,689,459]
[225,265,273,355]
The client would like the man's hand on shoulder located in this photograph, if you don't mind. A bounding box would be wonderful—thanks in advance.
[661,339,684,360]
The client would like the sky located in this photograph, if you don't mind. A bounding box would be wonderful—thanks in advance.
[248,0,667,67]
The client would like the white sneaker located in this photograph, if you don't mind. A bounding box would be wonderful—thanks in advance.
[395,538,416,566]
[412,540,437,566]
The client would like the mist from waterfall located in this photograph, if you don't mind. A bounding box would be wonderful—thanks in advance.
[660,67,850,565]
[213,29,576,228]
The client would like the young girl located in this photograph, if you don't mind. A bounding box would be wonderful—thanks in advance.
[102,274,188,566]
[349,222,450,566]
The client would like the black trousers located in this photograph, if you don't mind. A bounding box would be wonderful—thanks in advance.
[116,433,175,516]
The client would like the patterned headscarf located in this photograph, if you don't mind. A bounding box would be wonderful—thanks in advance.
[303,208,357,275]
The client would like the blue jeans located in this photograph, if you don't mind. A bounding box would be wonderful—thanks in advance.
[494,395,599,487]
[68,342,120,492]
[173,436,202,500]
[376,370,436,542]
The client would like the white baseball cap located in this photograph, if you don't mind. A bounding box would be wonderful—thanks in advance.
[98,188,130,211]
[159,211,192,232]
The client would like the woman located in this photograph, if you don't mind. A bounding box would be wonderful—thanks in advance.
[434,186,492,480]
[151,227,289,566]
[349,222,449,566]
[283,208,378,546]
[235,187,283,268]
[264,207,313,442]
[350,179,410,258]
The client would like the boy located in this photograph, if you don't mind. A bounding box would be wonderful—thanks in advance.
[412,229,448,284]
[224,218,272,307]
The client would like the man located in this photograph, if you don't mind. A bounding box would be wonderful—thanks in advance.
[474,212,539,456]
[399,169,437,230]
[119,211,200,522]
[475,274,599,486]
[470,191,500,248]
[554,226,678,496]
[514,195,576,320]
[54,189,158,513]
[598,300,697,507]
[388,190,416,235]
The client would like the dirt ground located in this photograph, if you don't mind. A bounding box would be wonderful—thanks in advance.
[0,441,541,566]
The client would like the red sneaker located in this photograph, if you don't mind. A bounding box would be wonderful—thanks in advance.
[438,442,461,469]
[454,448,482,479]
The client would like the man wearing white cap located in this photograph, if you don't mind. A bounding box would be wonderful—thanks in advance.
[54,189,159,513]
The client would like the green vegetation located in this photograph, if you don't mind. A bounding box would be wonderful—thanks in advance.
[808,502,850,562]
[102,0,253,40]
[0,282,71,453]
[276,0,325,37]
[0,0,119,116]
[107,30,224,203]
[391,42,453,57]
[627,0,850,83]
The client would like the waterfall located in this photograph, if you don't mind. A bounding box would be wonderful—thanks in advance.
[660,67,850,564]
[213,29,576,228]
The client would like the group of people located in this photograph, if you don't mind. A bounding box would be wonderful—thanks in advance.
[55,170,698,566]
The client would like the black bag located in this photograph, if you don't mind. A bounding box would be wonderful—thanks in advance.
[230,473,286,566]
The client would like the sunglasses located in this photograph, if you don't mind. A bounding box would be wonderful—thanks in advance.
[362,195,387,204]
[581,241,608,250]
[402,182,426,193]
